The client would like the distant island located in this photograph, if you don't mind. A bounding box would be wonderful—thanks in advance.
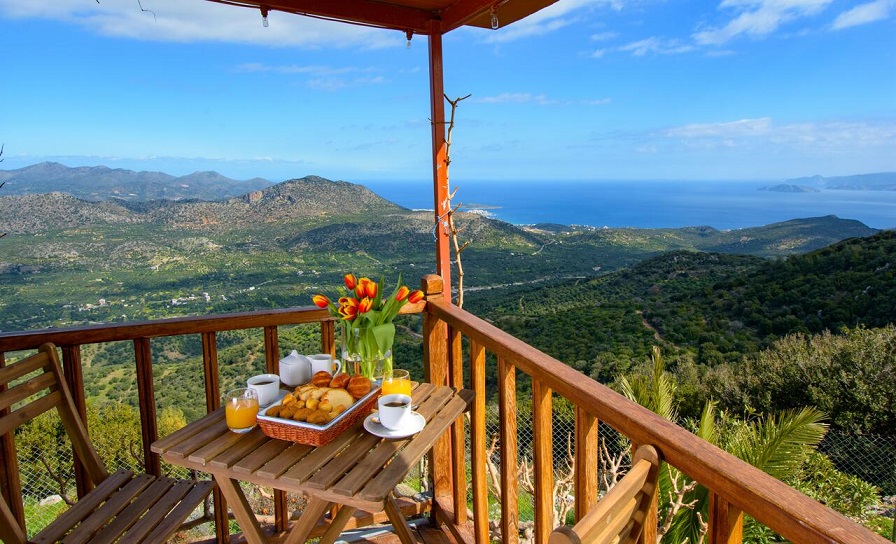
[758,184,820,193]
[784,172,896,191]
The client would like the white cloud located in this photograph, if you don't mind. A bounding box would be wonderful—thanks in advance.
[659,117,896,151]
[619,36,695,56]
[590,31,619,41]
[477,93,611,106]
[693,0,833,45]
[478,93,556,104]
[832,0,893,29]
[0,0,402,48]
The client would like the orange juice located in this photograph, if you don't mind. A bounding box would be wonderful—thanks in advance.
[381,369,412,396]
[225,390,259,433]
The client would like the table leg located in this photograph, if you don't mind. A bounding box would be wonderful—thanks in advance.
[282,496,332,544]
[318,504,357,544]
[384,494,417,544]
[214,475,267,544]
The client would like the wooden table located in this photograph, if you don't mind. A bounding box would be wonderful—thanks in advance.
[151,382,473,544]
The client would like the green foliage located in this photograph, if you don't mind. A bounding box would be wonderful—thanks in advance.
[792,452,881,523]
[718,325,896,435]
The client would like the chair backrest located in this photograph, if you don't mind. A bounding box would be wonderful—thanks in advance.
[549,444,662,544]
[0,343,109,544]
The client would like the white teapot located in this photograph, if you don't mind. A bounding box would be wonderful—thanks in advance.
[278,350,312,387]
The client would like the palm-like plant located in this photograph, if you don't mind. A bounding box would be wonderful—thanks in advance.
[620,347,827,543]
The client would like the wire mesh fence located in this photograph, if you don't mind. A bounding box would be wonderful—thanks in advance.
[12,404,896,541]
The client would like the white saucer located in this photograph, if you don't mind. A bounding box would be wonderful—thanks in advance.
[363,412,425,439]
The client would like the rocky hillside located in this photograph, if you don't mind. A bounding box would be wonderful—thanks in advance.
[0,161,271,201]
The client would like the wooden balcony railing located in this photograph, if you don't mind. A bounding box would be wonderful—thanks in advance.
[0,274,888,544]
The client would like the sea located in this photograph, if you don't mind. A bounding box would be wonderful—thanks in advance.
[361,180,896,231]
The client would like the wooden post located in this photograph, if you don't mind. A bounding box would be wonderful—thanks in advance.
[428,23,452,298]
[134,338,160,477]
[574,407,598,522]
[201,332,229,543]
[709,491,744,544]
[0,351,25,531]
[533,378,553,543]
[264,326,290,535]
[60,344,92,498]
[469,340,489,544]
[499,356,519,544]
[448,325,465,523]
[422,275,451,510]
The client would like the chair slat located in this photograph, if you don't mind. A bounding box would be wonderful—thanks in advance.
[0,351,52,386]
[0,372,57,412]
[85,477,176,544]
[0,390,62,437]
[138,480,215,544]
[32,469,134,544]
[63,474,155,544]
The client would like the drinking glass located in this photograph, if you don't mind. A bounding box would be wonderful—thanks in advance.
[380,368,412,397]
[225,388,259,433]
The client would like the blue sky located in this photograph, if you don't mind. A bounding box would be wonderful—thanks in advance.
[1,0,894,183]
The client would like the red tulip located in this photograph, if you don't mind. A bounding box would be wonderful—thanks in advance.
[343,273,357,290]
[358,297,374,313]
[408,290,424,304]
[312,294,330,309]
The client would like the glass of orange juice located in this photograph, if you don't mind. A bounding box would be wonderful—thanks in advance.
[225,388,259,433]
[380,369,412,397]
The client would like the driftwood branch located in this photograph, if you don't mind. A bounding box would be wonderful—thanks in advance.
[442,94,472,307]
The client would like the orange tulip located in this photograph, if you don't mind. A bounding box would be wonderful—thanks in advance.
[356,277,377,299]
[358,297,374,313]
[395,285,410,302]
[343,273,357,290]
[312,294,330,309]
[408,290,424,304]
[338,297,360,320]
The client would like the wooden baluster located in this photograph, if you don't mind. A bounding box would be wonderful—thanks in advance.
[574,407,598,522]
[448,325,466,524]
[469,340,489,544]
[264,325,290,535]
[61,344,92,498]
[134,338,160,476]
[499,356,519,544]
[321,319,335,357]
[202,332,229,543]
[709,491,744,544]
[533,378,554,544]
[0,351,26,531]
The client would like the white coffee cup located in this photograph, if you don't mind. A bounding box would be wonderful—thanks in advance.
[279,350,311,387]
[377,393,412,431]
[308,353,341,377]
[247,373,280,406]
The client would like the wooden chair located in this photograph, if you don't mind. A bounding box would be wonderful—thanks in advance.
[0,343,214,544]
[550,444,662,544]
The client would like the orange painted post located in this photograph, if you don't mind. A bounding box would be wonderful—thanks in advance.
[428,25,452,297]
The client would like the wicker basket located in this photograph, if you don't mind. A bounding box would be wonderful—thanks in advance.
[257,388,380,446]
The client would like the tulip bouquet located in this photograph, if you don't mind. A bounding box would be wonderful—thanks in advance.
[313,274,423,380]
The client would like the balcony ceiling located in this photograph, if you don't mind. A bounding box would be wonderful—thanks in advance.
[206,0,558,35]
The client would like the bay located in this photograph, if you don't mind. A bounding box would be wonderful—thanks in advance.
[361,180,896,231]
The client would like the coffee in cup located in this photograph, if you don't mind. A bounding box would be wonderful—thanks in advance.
[377,393,412,431]
[247,373,280,406]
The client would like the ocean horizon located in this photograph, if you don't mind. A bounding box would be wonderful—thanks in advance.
[361,180,896,231]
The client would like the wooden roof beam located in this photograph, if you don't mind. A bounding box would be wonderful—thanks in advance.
[209,0,437,34]
[438,0,496,33]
